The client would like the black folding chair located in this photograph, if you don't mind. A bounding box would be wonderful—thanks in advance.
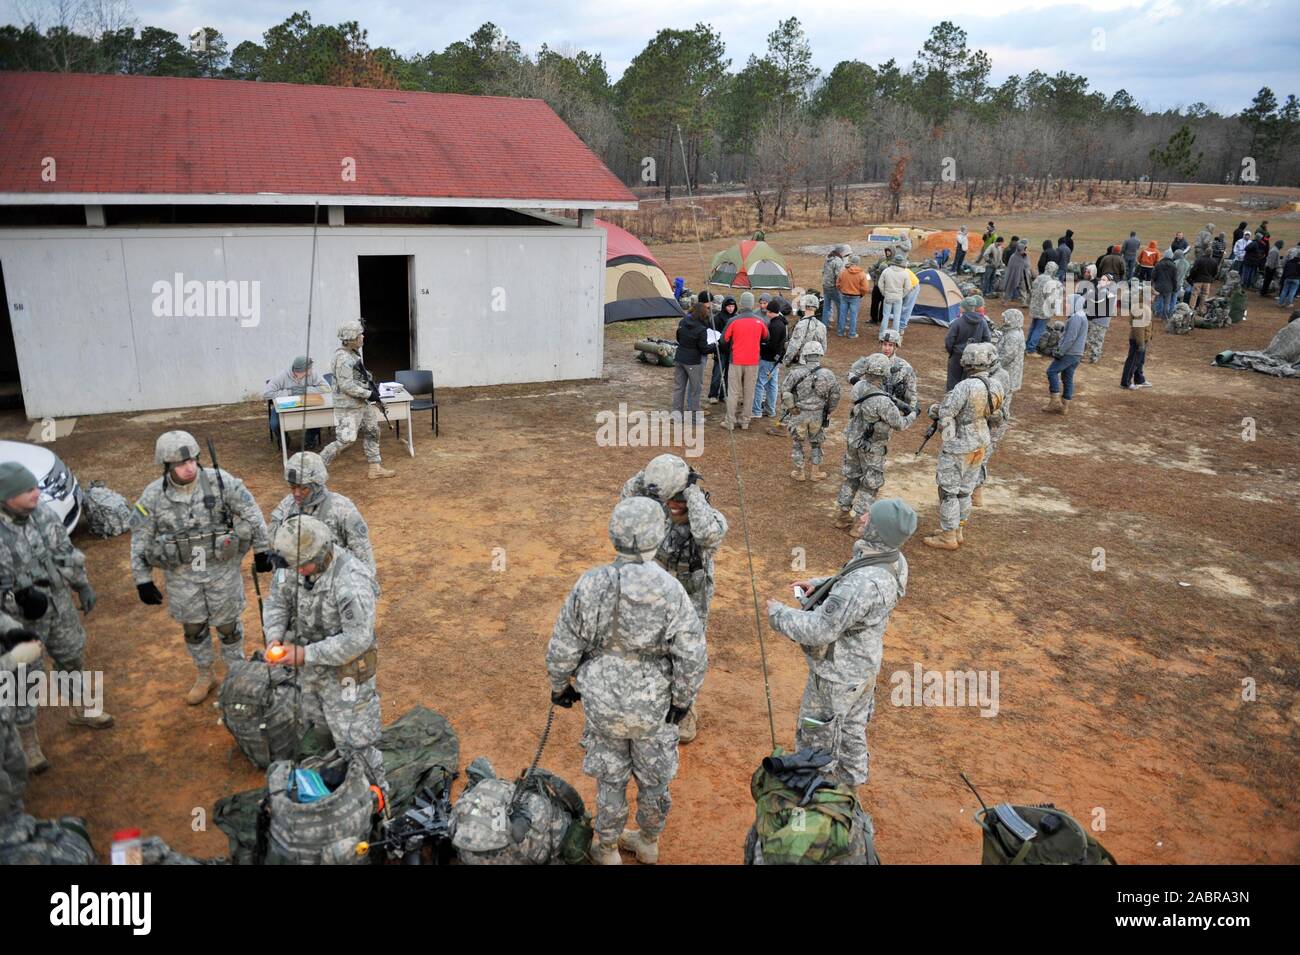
[395,369,438,438]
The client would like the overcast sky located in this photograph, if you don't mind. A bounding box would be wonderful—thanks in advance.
[9,0,1298,113]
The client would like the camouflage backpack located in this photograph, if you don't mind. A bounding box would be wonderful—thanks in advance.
[1035,321,1065,356]
[451,759,592,865]
[1164,302,1194,335]
[264,752,378,865]
[745,747,880,866]
[81,482,133,538]
[217,657,303,770]
[0,814,96,864]
[975,803,1116,865]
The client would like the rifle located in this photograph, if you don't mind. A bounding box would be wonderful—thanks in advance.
[915,420,939,456]
[204,438,234,532]
[357,359,397,434]
[364,775,456,865]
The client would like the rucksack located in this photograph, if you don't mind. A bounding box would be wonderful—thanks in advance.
[0,814,96,864]
[82,482,133,538]
[975,803,1117,865]
[451,761,592,866]
[745,747,880,865]
[217,658,303,769]
[263,752,377,865]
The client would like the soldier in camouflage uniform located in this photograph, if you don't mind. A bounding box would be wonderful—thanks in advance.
[1026,261,1063,355]
[131,431,272,705]
[621,454,726,744]
[264,515,386,794]
[783,298,828,368]
[781,341,842,482]
[972,351,1014,507]
[319,322,395,480]
[766,498,916,787]
[1,611,40,824]
[849,329,918,412]
[546,497,706,865]
[0,462,113,772]
[994,309,1026,418]
[836,353,917,528]
[268,452,376,593]
[922,344,1005,551]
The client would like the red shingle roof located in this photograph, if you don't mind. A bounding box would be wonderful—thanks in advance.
[0,72,637,207]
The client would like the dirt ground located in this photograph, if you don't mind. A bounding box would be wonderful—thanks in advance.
[7,197,1299,864]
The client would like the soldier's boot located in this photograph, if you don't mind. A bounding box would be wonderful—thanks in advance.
[591,840,622,865]
[957,521,966,544]
[922,529,960,551]
[1059,398,1070,416]
[1042,393,1063,414]
[367,462,396,480]
[677,705,699,744]
[971,486,984,507]
[810,465,828,481]
[835,508,855,528]
[790,465,806,482]
[619,828,661,865]
[18,724,49,774]
[186,667,215,705]
[67,708,114,728]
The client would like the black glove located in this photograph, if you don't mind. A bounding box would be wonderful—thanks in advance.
[136,582,164,605]
[1,626,40,653]
[551,685,581,708]
[12,586,48,620]
[821,411,831,428]
[686,468,702,488]
[666,704,690,725]
[368,384,383,403]
[253,551,275,574]
[267,553,289,570]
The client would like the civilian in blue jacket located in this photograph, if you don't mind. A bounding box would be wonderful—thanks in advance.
[1044,294,1088,415]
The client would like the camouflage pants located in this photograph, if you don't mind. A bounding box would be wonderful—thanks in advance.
[581,721,679,842]
[321,405,382,466]
[1085,322,1110,363]
[795,671,877,787]
[977,425,1009,489]
[163,559,247,670]
[14,596,87,727]
[837,444,887,515]
[790,421,826,468]
[937,448,985,530]
[0,717,25,820]
[301,668,386,793]
[182,619,245,669]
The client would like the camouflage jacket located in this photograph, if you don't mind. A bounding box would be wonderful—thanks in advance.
[0,503,89,620]
[1029,274,1063,320]
[130,469,268,583]
[936,372,1004,454]
[849,355,918,411]
[988,367,1012,445]
[269,489,376,580]
[783,317,828,366]
[845,381,916,449]
[768,541,908,685]
[331,347,373,411]
[997,330,1026,391]
[546,557,705,739]
[782,364,842,424]
[619,478,727,596]
[263,545,377,670]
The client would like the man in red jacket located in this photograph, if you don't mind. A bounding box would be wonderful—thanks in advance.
[722,291,769,431]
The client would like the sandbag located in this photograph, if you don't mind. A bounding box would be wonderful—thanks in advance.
[218,658,303,769]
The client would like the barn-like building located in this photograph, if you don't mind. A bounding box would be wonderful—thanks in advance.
[0,72,637,418]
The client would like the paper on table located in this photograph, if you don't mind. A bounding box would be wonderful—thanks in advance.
[379,382,403,397]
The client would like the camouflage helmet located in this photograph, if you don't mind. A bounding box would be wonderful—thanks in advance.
[285,451,328,487]
[272,514,333,567]
[859,353,892,381]
[450,777,513,853]
[641,454,689,503]
[608,497,667,556]
[1001,308,1026,329]
[154,430,200,465]
[879,329,902,345]
[800,340,825,361]
[961,342,999,370]
[337,320,364,342]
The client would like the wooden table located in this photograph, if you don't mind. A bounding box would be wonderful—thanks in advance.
[274,391,414,468]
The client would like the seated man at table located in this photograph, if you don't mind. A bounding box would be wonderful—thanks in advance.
[264,356,330,450]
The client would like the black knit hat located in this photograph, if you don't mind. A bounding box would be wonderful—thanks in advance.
[697,290,712,303]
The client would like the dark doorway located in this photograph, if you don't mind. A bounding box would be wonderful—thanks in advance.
[0,264,23,412]
[357,255,414,383]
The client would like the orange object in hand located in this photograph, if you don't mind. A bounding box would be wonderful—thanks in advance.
[266,645,287,663]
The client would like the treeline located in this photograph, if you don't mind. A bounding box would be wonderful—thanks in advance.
[3,8,1298,222]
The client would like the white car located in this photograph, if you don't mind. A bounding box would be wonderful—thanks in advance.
[0,439,82,531]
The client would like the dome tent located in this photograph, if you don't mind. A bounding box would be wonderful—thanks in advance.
[708,238,792,290]
[596,218,686,325]
[908,268,965,327]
